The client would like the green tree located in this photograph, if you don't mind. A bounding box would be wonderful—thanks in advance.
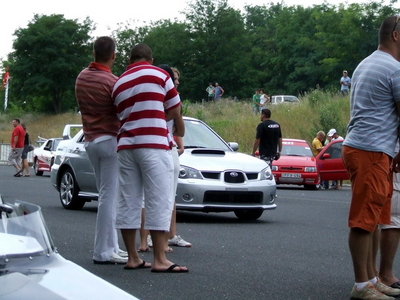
[183,0,251,100]
[9,14,94,113]
[112,20,150,76]
[314,1,398,87]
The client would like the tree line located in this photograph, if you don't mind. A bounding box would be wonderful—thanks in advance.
[1,0,398,113]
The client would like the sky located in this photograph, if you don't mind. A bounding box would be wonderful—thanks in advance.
[0,0,397,61]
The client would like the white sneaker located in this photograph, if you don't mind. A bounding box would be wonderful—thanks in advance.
[168,235,192,247]
[118,249,128,257]
[147,235,153,248]
[350,282,394,299]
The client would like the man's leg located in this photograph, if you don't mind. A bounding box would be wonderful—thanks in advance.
[121,229,149,268]
[349,227,374,283]
[141,148,188,272]
[117,149,150,268]
[380,229,400,286]
[139,208,150,251]
[87,138,119,261]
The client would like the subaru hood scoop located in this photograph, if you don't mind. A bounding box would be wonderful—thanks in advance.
[190,149,226,155]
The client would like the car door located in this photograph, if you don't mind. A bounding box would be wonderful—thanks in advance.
[316,140,349,181]
[68,133,97,193]
[41,139,54,167]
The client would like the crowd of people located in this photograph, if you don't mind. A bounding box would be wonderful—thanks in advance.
[8,15,400,297]
[74,38,190,272]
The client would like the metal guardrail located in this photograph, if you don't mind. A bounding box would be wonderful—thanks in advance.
[0,144,34,165]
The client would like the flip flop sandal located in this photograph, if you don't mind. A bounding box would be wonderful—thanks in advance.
[390,281,400,288]
[151,264,189,273]
[123,261,151,270]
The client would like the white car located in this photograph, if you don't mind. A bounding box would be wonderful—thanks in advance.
[33,138,63,176]
[32,125,82,176]
[51,117,277,220]
[270,95,300,104]
[0,196,138,300]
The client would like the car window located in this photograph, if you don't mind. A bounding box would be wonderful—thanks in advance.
[183,120,231,151]
[78,133,85,143]
[52,139,61,151]
[45,140,52,149]
[325,142,343,159]
[283,96,299,103]
[282,144,313,157]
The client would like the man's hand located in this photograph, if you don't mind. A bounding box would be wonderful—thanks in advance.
[274,152,281,160]
[392,152,400,173]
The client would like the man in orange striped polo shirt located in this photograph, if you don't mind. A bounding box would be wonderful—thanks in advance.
[75,36,127,265]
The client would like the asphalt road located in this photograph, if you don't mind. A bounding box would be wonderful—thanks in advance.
[1,166,396,300]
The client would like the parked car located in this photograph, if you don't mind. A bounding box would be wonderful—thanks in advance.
[0,196,138,300]
[270,95,300,104]
[316,139,349,181]
[51,117,277,220]
[33,138,63,176]
[271,138,319,189]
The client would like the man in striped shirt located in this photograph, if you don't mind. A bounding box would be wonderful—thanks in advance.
[75,36,127,265]
[113,43,188,273]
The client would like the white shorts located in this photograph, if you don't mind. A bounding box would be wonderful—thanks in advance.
[141,146,179,209]
[116,148,174,231]
[380,190,400,229]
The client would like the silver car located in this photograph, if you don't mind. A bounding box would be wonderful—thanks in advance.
[50,117,277,220]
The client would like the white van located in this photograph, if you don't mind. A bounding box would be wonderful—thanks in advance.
[270,95,300,104]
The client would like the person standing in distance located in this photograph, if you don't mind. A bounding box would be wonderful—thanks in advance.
[20,123,30,177]
[214,82,224,100]
[8,119,25,177]
[205,83,215,102]
[342,16,400,300]
[340,70,351,96]
[75,36,127,265]
[251,108,282,167]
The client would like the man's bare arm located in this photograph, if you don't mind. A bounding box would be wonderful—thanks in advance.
[252,139,260,156]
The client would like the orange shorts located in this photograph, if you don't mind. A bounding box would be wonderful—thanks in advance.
[342,145,393,232]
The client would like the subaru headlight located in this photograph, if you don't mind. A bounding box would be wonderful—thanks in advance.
[179,166,203,179]
[304,167,317,172]
[260,167,273,180]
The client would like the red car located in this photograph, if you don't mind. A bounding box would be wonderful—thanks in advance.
[316,139,349,181]
[271,139,319,189]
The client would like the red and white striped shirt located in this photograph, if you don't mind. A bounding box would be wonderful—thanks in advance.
[112,61,181,151]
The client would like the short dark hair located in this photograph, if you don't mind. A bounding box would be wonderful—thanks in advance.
[158,64,174,81]
[261,108,271,118]
[13,118,20,124]
[130,43,152,63]
[379,16,398,45]
[93,36,115,63]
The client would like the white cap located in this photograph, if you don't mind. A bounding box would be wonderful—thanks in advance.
[327,129,336,137]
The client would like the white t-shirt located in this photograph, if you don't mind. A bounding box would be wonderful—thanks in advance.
[260,95,267,105]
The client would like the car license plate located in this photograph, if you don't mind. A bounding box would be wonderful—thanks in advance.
[281,173,301,178]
